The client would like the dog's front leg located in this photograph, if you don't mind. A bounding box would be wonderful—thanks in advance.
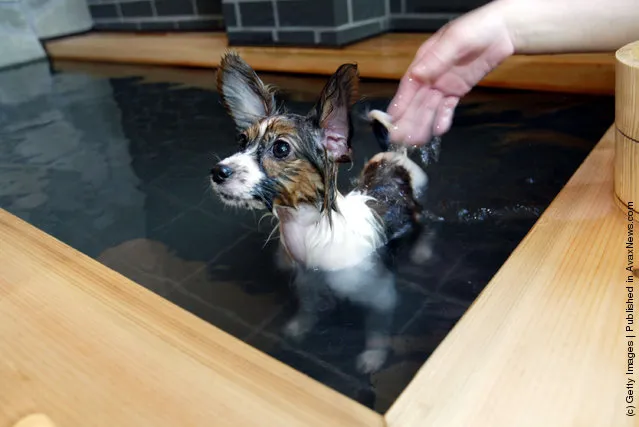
[282,269,321,341]
[357,273,397,374]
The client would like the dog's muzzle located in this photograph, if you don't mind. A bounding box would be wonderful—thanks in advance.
[210,163,234,184]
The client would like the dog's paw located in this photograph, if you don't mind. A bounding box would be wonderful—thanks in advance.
[410,241,433,264]
[356,349,387,374]
[282,316,313,341]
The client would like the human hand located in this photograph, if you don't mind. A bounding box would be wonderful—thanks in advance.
[388,0,516,145]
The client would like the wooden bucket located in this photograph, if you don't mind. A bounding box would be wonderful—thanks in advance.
[615,40,639,218]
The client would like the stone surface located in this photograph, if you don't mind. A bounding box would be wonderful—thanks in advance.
[21,0,93,39]
[0,3,47,69]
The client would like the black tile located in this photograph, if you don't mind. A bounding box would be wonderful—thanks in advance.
[195,0,222,15]
[369,297,467,404]
[146,207,250,265]
[155,0,194,16]
[352,0,385,21]
[390,0,402,13]
[405,0,489,13]
[142,186,194,232]
[277,30,316,45]
[174,238,288,335]
[227,30,274,46]
[248,333,378,408]
[120,0,153,17]
[89,4,119,19]
[238,1,274,27]
[167,287,258,339]
[390,15,453,32]
[277,0,348,27]
[148,156,258,227]
[192,231,292,296]
[319,20,383,46]
[439,276,489,303]
[222,3,236,26]
[94,21,140,30]
[176,17,225,30]
[256,277,431,380]
[139,21,176,30]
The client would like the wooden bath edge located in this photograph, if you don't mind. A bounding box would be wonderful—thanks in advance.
[44,32,617,95]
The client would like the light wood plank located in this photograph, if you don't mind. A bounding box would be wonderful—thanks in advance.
[387,125,638,426]
[44,32,616,95]
[0,210,384,427]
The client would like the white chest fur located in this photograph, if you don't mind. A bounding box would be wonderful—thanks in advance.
[276,192,385,272]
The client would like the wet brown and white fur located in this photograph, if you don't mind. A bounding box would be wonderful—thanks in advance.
[210,52,431,373]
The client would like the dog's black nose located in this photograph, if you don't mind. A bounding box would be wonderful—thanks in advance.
[211,164,233,184]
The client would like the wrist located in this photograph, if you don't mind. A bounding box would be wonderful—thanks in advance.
[497,0,553,54]
[498,0,639,54]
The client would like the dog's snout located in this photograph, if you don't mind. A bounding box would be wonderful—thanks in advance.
[211,164,233,184]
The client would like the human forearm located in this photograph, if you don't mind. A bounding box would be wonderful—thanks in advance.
[500,0,639,54]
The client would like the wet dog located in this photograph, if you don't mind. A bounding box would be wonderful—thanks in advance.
[210,52,433,373]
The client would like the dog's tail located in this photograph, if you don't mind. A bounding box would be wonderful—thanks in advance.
[367,109,399,153]
[366,109,441,167]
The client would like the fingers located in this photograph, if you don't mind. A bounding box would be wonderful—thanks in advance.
[390,87,443,146]
[388,23,466,125]
[433,96,459,136]
[387,31,446,120]
[387,73,422,122]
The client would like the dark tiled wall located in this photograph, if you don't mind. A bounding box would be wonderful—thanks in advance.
[223,0,389,47]
[88,0,491,46]
[89,0,225,31]
[222,0,492,47]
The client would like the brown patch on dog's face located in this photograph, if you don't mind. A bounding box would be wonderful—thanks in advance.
[264,158,324,208]
[238,115,326,209]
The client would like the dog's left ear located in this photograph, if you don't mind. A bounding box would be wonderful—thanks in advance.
[308,63,359,163]
[217,51,277,132]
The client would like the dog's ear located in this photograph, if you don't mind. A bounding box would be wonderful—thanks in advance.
[308,63,359,163]
[217,51,277,132]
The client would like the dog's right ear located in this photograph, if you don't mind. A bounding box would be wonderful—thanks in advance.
[216,51,277,132]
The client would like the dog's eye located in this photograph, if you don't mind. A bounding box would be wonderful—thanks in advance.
[272,140,291,159]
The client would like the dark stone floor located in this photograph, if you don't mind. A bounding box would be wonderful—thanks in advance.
[0,60,614,413]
